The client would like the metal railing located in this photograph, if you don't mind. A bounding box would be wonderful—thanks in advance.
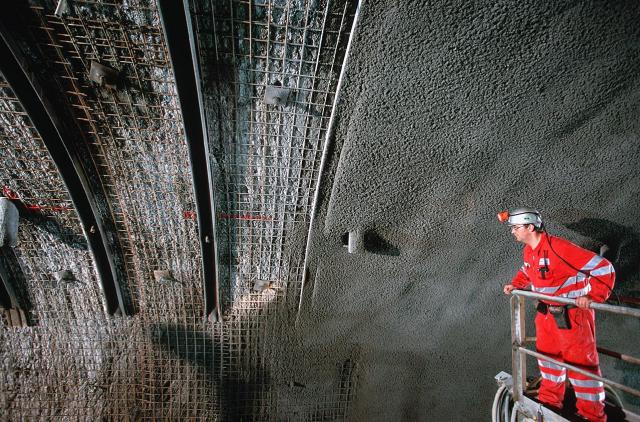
[510,289,640,405]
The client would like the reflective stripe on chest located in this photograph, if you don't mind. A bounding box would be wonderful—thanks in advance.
[530,254,605,298]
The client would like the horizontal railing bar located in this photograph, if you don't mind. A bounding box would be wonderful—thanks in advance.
[519,347,640,398]
[524,336,640,366]
[512,289,640,318]
[597,346,640,366]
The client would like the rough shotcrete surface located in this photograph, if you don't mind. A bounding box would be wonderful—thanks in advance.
[298,1,640,420]
[2,0,640,421]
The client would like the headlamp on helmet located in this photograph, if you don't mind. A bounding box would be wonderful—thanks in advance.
[496,207,543,229]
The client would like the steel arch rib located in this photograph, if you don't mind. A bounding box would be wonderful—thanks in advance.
[0,23,129,316]
[158,0,221,321]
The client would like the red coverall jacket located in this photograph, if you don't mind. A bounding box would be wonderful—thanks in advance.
[511,235,614,302]
[510,234,615,422]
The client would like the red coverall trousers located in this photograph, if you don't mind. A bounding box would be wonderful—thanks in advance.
[536,307,606,422]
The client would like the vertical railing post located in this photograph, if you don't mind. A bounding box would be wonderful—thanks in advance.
[511,295,526,401]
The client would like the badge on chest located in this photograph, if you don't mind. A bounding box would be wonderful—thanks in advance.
[538,252,550,279]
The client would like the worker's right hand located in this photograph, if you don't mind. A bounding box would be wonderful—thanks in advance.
[503,284,516,295]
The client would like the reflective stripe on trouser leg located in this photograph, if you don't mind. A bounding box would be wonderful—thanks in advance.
[535,313,565,409]
[564,308,605,422]
[538,359,566,383]
[569,370,606,422]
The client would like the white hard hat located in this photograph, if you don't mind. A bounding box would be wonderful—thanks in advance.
[505,207,543,228]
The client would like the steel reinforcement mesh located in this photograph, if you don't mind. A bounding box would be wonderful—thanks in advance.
[0,71,138,420]
[0,75,104,326]
[0,0,358,420]
[192,0,356,315]
[27,1,203,318]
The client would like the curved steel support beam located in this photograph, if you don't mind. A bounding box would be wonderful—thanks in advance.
[297,0,365,322]
[158,0,221,322]
[0,21,129,316]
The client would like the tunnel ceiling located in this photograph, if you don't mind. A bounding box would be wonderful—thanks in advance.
[1,0,640,421]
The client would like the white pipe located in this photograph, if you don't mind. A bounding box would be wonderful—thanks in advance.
[297,0,366,321]
[492,386,506,422]
[347,231,358,253]
[510,402,518,422]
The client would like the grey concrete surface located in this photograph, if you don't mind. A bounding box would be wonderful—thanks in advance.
[298,1,640,420]
[2,0,640,420]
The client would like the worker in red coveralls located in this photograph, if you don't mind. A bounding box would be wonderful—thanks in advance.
[500,208,615,422]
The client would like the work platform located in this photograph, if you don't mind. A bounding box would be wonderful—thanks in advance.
[492,290,640,422]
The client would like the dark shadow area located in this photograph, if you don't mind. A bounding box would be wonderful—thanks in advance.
[341,232,349,247]
[560,218,640,410]
[149,323,270,421]
[615,360,640,409]
[24,209,88,251]
[363,230,400,256]
[564,218,640,295]
[0,245,35,325]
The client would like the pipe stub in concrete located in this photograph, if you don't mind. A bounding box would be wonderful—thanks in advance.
[347,230,362,253]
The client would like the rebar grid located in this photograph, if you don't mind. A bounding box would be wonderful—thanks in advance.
[27,2,203,320]
[0,75,103,323]
[0,0,359,419]
[192,0,356,317]
[0,318,154,420]
[0,74,136,420]
[187,1,358,418]
[0,79,81,241]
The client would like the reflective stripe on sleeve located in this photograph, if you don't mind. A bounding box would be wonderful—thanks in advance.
[558,273,587,290]
[562,284,591,298]
[590,264,614,277]
[533,286,557,294]
[575,391,605,402]
[569,378,604,388]
[534,281,591,297]
[581,255,603,272]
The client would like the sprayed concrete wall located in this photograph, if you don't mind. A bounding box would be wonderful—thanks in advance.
[0,0,639,421]
[299,0,640,420]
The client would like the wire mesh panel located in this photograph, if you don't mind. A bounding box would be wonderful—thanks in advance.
[187,1,360,419]
[0,68,142,421]
[0,74,104,325]
[1,2,211,419]
[191,0,357,315]
[26,0,203,318]
[0,0,360,420]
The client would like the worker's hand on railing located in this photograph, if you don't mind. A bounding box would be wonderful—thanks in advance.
[503,284,516,295]
[575,295,593,309]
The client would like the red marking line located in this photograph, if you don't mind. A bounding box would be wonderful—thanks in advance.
[2,186,19,200]
[183,210,273,222]
[218,213,273,222]
[3,186,72,212]
[26,204,73,212]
